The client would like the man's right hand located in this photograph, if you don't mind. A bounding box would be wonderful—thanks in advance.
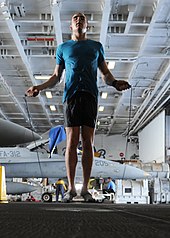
[25,86,39,97]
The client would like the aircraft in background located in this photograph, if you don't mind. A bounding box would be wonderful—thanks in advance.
[0,124,151,195]
[6,180,38,195]
[0,146,151,180]
[0,118,41,146]
[0,118,41,194]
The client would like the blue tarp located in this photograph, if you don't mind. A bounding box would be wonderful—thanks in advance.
[49,125,66,152]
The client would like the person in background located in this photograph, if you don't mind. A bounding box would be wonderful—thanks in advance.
[25,12,131,202]
[103,177,116,194]
[55,178,67,202]
[26,193,40,202]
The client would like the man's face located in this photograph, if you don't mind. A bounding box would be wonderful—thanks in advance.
[70,13,88,33]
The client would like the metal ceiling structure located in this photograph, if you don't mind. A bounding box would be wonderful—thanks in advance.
[0,0,170,136]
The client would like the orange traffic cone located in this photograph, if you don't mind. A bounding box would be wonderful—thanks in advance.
[0,166,8,203]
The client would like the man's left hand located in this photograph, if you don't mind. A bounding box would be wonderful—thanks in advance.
[112,80,131,91]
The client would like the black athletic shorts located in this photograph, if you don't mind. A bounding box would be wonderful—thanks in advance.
[63,91,98,128]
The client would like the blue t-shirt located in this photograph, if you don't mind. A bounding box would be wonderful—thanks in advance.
[56,39,105,103]
[107,180,116,191]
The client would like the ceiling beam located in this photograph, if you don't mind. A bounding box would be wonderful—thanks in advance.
[124,5,136,34]
[0,107,8,120]
[98,0,113,103]
[1,3,52,128]
[99,0,113,46]
[0,73,30,124]
[50,0,63,45]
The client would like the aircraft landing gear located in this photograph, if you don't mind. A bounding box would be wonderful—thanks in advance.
[41,192,52,202]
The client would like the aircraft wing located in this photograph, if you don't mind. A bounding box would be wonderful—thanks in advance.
[0,118,41,146]
[0,155,151,180]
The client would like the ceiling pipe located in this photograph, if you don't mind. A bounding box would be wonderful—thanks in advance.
[130,94,170,135]
[108,0,167,135]
[129,77,170,135]
[125,60,170,135]
[126,75,167,132]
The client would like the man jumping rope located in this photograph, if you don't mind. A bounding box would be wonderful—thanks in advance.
[26,12,131,202]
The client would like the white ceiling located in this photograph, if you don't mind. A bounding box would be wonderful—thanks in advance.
[0,0,170,136]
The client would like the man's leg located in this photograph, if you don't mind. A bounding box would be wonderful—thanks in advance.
[81,125,95,193]
[61,186,65,199]
[65,127,80,192]
[56,187,59,202]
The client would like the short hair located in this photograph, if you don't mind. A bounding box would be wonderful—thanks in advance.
[72,12,86,17]
[71,12,88,22]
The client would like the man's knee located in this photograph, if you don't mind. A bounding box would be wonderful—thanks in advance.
[67,139,79,151]
[81,140,93,154]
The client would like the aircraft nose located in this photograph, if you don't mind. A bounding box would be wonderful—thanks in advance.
[24,129,41,142]
[123,165,152,179]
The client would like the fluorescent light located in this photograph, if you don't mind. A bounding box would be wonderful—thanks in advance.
[101,92,108,99]
[2,10,8,14]
[108,61,116,69]
[34,75,50,80]
[45,91,52,98]
[99,106,104,112]
[50,105,56,111]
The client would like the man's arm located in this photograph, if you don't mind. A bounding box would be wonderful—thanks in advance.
[25,64,64,97]
[99,61,131,91]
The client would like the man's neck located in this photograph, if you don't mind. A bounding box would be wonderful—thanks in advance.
[71,33,87,41]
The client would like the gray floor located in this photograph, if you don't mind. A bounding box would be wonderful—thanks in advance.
[0,202,170,238]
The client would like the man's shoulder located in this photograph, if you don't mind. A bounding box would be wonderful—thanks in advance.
[57,40,73,49]
[61,40,74,46]
[87,39,102,46]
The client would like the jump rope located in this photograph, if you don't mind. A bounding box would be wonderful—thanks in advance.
[23,85,133,180]
[23,95,44,178]
[122,86,133,179]
[124,86,133,158]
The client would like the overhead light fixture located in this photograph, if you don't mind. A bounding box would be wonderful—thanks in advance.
[34,75,50,80]
[45,91,53,99]
[99,106,104,112]
[50,105,56,111]
[101,92,108,99]
[108,61,116,70]
[2,9,10,20]
[2,10,8,14]
[13,3,25,17]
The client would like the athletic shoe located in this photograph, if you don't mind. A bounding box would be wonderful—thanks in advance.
[80,191,95,202]
[62,190,77,203]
